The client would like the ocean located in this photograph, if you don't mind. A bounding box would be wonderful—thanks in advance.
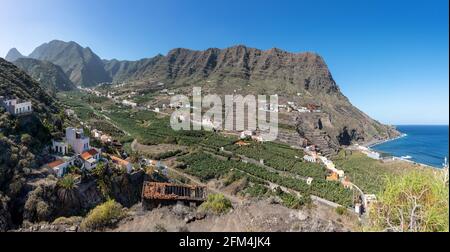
[371,125,449,168]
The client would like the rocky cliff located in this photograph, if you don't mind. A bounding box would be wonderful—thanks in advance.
[104,45,399,149]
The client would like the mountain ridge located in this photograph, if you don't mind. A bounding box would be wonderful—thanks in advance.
[4,40,399,147]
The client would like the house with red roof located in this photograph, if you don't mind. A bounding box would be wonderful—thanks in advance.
[80,148,101,170]
[110,155,133,174]
[45,156,76,177]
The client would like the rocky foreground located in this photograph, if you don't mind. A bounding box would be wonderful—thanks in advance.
[11,198,359,232]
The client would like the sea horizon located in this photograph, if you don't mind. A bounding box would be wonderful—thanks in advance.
[372,125,449,168]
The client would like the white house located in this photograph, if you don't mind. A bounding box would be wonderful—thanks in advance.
[91,129,103,139]
[80,149,101,170]
[122,100,137,108]
[52,140,69,155]
[100,134,112,143]
[0,97,32,115]
[303,155,317,163]
[46,156,76,178]
[297,107,309,113]
[65,109,75,117]
[240,130,254,139]
[363,150,381,160]
[111,155,133,174]
[66,127,90,154]
[336,170,345,178]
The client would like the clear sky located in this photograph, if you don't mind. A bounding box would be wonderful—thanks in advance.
[1,0,448,125]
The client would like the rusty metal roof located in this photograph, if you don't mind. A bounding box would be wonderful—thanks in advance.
[142,182,206,201]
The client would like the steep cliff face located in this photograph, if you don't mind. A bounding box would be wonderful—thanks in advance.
[104,46,399,148]
[13,58,76,93]
[105,46,340,95]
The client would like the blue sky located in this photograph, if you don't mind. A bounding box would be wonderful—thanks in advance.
[1,0,448,125]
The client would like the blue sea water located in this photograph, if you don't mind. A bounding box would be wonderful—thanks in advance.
[371,125,449,168]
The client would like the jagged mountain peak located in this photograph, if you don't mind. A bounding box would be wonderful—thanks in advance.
[5,48,25,62]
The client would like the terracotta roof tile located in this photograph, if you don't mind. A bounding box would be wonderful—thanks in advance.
[80,149,98,161]
[47,159,64,168]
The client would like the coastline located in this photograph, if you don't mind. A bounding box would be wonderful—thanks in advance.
[363,133,407,148]
[361,133,443,169]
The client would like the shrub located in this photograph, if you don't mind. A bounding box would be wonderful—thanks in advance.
[274,188,308,209]
[36,201,51,221]
[244,184,268,198]
[199,194,232,214]
[52,216,83,226]
[57,174,76,190]
[80,200,126,230]
[154,223,168,232]
[20,134,32,145]
[367,170,449,232]
[336,206,346,216]
[68,166,81,175]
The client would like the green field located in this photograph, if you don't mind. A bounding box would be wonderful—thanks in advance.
[226,142,327,180]
[179,152,353,207]
[333,150,419,194]
[58,91,353,207]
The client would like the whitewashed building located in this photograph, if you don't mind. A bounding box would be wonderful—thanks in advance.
[122,100,137,108]
[46,156,76,178]
[80,149,101,170]
[303,155,317,163]
[66,127,90,154]
[52,140,69,155]
[0,97,32,115]
[52,127,90,155]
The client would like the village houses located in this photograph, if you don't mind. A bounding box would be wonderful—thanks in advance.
[48,127,101,177]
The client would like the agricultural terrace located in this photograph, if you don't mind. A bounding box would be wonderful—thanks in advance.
[178,152,353,207]
[58,90,353,207]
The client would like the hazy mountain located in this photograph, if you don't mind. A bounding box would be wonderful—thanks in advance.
[28,40,111,87]
[13,58,76,93]
[5,48,25,62]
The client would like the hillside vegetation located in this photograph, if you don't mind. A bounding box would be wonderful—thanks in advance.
[0,58,62,231]
[367,169,449,232]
